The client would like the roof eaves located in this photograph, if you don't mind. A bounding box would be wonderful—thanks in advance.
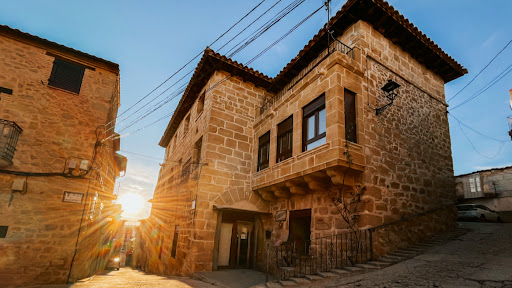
[0,24,119,73]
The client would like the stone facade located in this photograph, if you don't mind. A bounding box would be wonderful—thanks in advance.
[456,166,512,212]
[0,25,125,287]
[142,0,465,277]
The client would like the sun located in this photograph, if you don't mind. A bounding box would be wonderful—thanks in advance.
[118,193,144,215]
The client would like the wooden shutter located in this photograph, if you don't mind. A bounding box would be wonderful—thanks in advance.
[48,58,85,93]
[344,89,357,143]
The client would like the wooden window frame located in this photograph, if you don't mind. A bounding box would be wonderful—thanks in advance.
[277,116,293,163]
[302,94,326,151]
[257,131,270,171]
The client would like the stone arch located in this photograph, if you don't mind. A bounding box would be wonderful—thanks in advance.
[212,190,270,213]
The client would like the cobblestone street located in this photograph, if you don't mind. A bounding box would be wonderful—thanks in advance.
[69,268,216,288]
[313,222,512,288]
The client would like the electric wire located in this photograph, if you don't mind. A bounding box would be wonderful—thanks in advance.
[104,2,323,142]
[105,0,312,138]
[102,0,268,130]
[449,62,512,111]
[104,0,299,135]
[447,39,512,103]
[449,113,509,160]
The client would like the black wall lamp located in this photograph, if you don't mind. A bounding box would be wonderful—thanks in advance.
[375,80,400,115]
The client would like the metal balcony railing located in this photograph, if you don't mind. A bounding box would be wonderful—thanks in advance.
[260,40,354,115]
[0,119,22,166]
[273,229,372,280]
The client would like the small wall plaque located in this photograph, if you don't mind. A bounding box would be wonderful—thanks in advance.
[62,191,84,204]
[275,210,287,222]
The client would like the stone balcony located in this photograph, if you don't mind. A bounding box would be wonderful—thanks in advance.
[253,141,365,201]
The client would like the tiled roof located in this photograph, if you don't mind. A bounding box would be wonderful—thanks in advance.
[0,24,119,72]
[159,0,468,147]
[456,166,512,178]
[158,48,272,147]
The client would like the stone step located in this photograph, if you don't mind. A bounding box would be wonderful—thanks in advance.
[317,272,338,278]
[379,256,403,262]
[343,266,364,272]
[305,275,324,281]
[279,266,295,272]
[330,269,350,275]
[279,280,297,287]
[289,278,311,285]
[367,261,392,268]
[266,282,284,288]
[355,263,379,270]
[389,252,415,258]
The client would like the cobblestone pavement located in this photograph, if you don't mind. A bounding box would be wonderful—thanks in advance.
[69,267,216,288]
[312,222,512,288]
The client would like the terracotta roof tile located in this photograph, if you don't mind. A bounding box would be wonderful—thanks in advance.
[0,24,119,72]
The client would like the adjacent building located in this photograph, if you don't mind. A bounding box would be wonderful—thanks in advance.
[0,25,126,286]
[141,0,466,277]
[456,166,512,213]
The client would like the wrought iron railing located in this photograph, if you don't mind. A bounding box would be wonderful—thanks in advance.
[260,40,354,115]
[0,119,22,166]
[273,229,372,280]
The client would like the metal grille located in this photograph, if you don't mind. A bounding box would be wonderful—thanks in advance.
[0,119,22,166]
[260,40,354,115]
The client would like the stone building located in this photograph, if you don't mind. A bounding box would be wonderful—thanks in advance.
[141,0,466,277]
[0,25,126,286]
[456,166,512,213]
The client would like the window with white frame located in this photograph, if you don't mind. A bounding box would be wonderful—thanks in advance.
[469,175,481,193]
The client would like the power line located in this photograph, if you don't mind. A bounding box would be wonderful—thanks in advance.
[449,63,512,111]
[449,113,509,143]
[449,113,508,160]
[447,39,512,103]
[103,0,268,130]
[105,2,324,142]
[106,0,311,138]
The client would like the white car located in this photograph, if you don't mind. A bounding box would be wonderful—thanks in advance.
[457,204,501,222]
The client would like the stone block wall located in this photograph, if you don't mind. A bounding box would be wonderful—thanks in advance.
[145,70,271,276]
[0,32,121,286]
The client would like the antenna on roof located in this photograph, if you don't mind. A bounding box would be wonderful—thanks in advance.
[325,0,331,53]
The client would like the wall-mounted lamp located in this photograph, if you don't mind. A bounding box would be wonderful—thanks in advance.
[375,80,400,115]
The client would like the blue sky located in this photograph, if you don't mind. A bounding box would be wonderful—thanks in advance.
[2,0,511,220]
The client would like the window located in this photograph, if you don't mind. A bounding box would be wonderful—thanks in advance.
[277,116,293,162]
[344,89,357,143]
[171,225,179,258]
[184,114,191,135]
[48,58,85,93]
[194,137,203,164]
[258,132,270,171]
[197,92,205,115]
[469,175,481,193]
[303,94,326,151]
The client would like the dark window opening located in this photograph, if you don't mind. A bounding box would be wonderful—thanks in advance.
[184,114,191,135]
[257,132,270,171]
[0,226,8,238]
[277,116,293,162]
[194,137,203,164]
[197,93,205,115]
[344,89,357,143]
[171,225,179,258]
[303,94,326,151]
[48,58,85,94]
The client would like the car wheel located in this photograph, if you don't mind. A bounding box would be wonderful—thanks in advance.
[497,217,503,223]
[479,215,486,222]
